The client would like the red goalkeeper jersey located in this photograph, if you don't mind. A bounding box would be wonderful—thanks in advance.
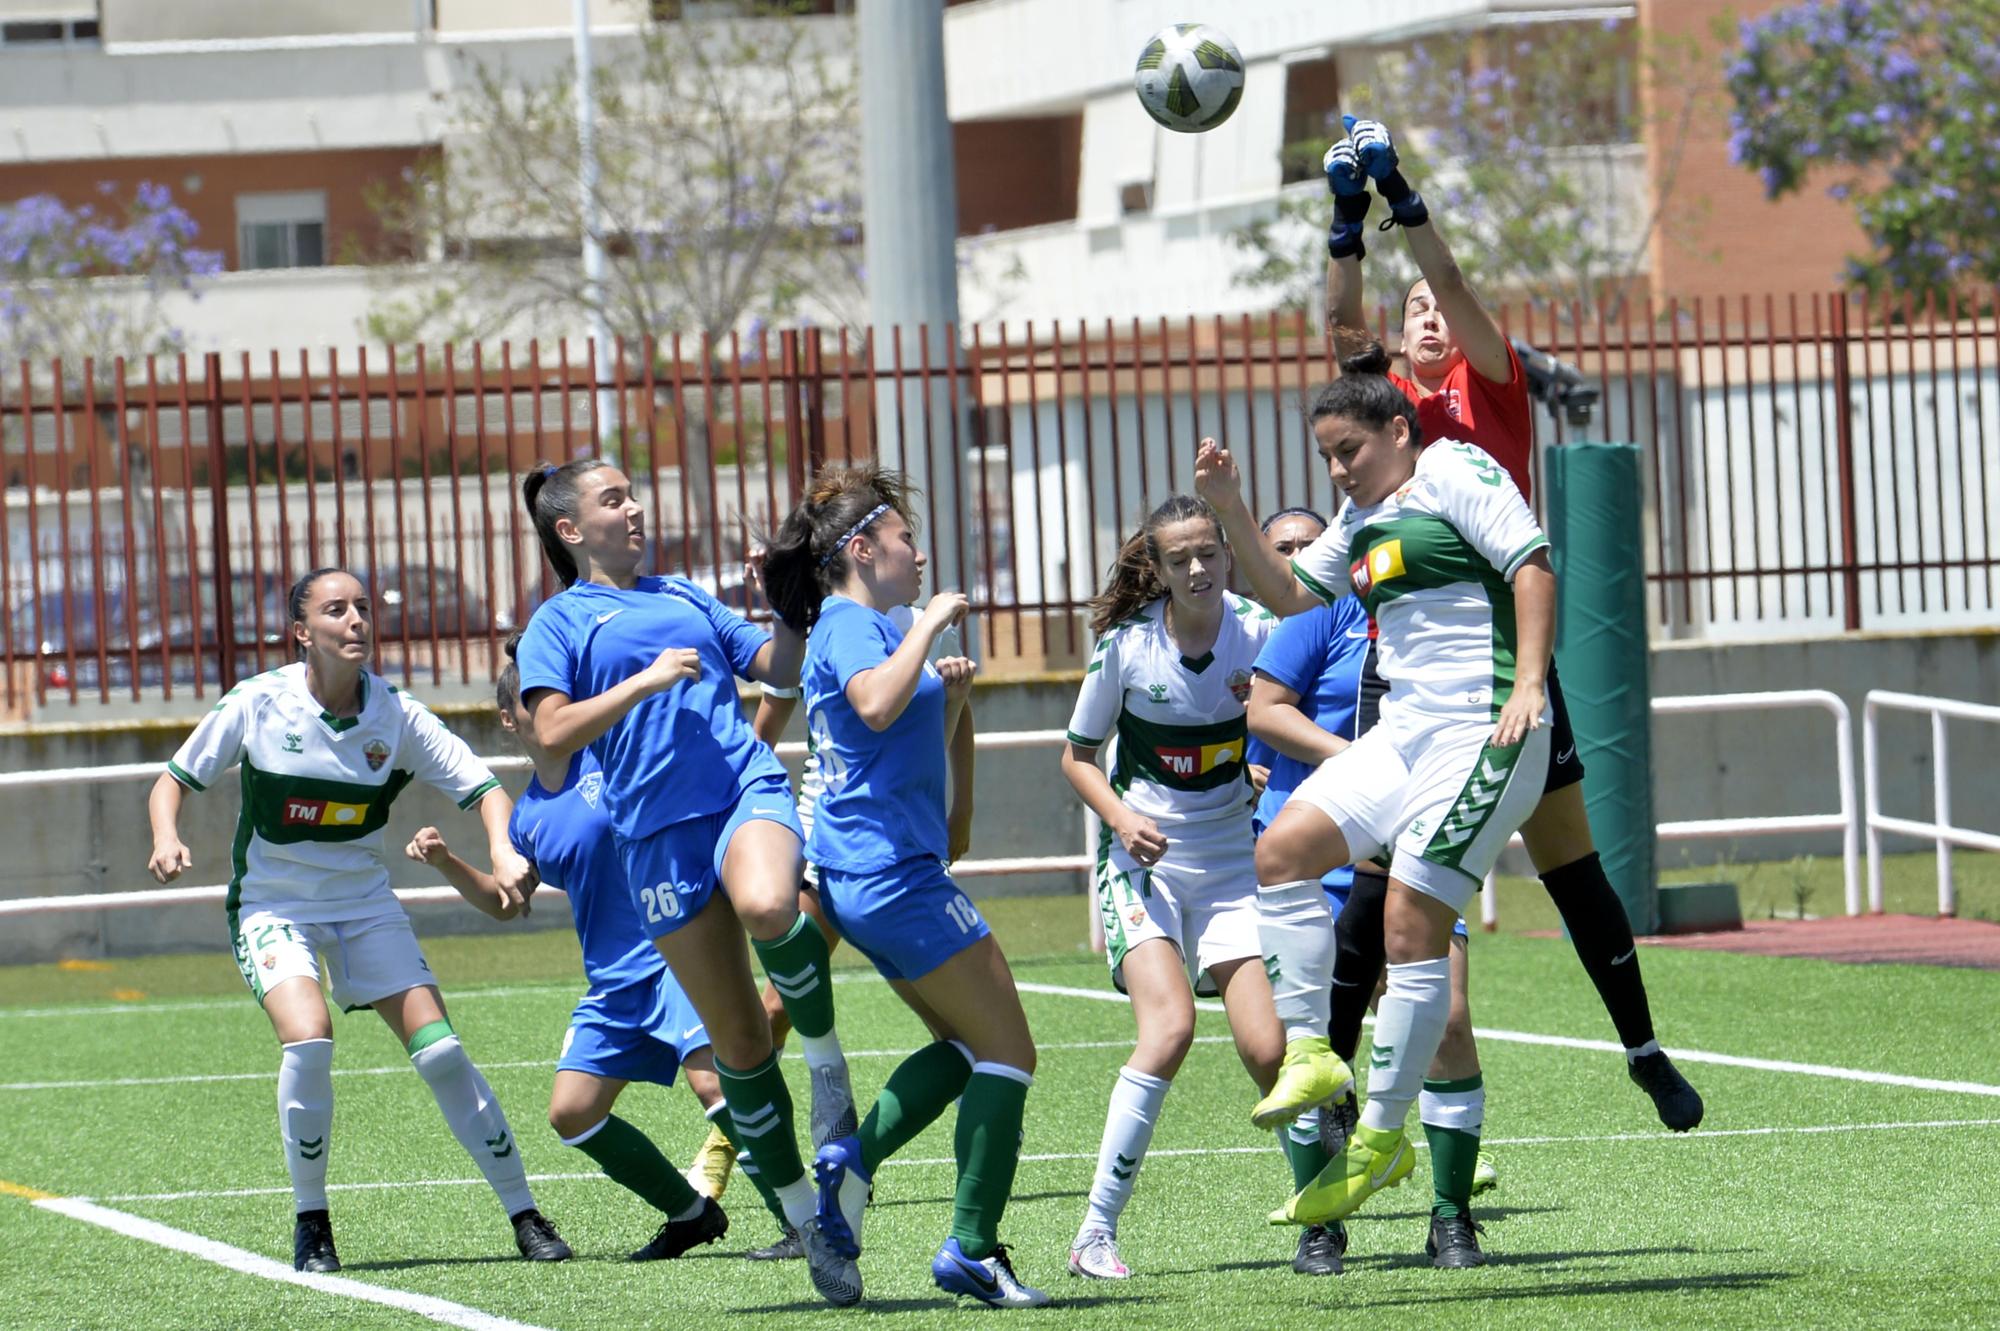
[1388,340,1536,502]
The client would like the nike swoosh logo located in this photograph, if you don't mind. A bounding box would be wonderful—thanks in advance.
[1610,947,1635,966]
[1556,745,1576,765]
[1329,978,1360,988]
[682,1025,705,1041]
[1345,628,1369,639]
[949,1255,999,1294]
[595,610,624,624]
[1369,1143,1407,1188]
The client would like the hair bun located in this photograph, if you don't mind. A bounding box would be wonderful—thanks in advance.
[1336,331,1392,377]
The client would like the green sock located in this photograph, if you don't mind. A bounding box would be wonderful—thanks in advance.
[1280,1118,1333,1191]
[752,914,837,1040]
[1422,1074,1484,1219]
[859,1040,974,1176]
[949,1064,1031,1261]
[716,1052,807,1193]
[568,1113,702,1218]
[707,1102,791,1231]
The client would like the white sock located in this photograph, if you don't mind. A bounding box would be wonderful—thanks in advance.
[798,1030,846,1072]
[1625,1038,1661,1062]
[1081,1066,1170,1238]
[1358,958,1452,1134]
[410,1034,536,1216]
[277,1038,333,1214]
[1256,879,1335,1042]
[773,1175,816,1230]
[1417,1080,1486,1134]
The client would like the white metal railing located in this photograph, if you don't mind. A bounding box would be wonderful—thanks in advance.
[0,729,1090,920]
[1479,689,1860,929]
[1863,690,2000,917]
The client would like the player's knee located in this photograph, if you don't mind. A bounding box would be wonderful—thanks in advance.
[548,1101,599,1140]
[731,890,795,942]
[1255,831,1309,885]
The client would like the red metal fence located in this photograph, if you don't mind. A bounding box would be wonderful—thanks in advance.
[2,292,1997,711]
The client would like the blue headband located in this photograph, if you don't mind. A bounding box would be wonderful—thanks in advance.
[819,502,892,569]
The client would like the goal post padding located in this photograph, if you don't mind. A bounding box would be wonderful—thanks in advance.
[1543,442,1658,934]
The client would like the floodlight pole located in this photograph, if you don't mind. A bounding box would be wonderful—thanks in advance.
[574,0,618,463]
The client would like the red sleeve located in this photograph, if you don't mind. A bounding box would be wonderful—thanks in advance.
[1446,344,1535,500]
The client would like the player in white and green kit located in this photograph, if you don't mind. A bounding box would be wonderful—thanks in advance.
[145,568,569,1273]
[1196,355,1556,1236]
[1059,494,1331,1279]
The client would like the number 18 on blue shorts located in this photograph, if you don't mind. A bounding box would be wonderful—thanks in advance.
[816,855,990,983]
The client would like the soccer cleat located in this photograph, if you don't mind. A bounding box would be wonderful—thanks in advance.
[745,1226,805,1261]
[1426,1212,1487,1269]
[511,1208,573,1262]
[292,1209,340,1273]
[629,1196,729,1262]
[1270,1123,1415,1227]
[1291,1223,1345,1277]
[1066,1228,1129,1280]
[809,1058,859,1151]
[1470,1151,1499,1197]
[801,1220,863,1306]
[684,1124,735,1200]
[933,1238,1051,1308]
[812,1135,871,1260]
[1629,1050,1705,1132]
[1250,1037,1355,1130]
[1319,1089,1359,1158]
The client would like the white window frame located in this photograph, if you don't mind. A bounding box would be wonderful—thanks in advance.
[235,191,329,270]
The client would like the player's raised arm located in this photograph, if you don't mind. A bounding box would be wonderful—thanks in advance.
[1194,439,1318,617]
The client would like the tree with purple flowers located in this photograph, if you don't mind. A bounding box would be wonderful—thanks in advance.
[1229,18,1706,323]
[0,182,222,376]
[1725,0,2000,293]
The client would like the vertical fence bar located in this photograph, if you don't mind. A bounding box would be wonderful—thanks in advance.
[1971,287,1995,605]
[1857,291,1888,614]
[756,326,779,540]
[1942,289,1969,608]
[21,362,45,708]
[1632,296,1668,629]
[78,359,114,702]
[1100,318,1126,580]
[238,355,267,674]
[412,346,442,685]
[358,348,383,647]
[834,326,856,460]
[49,360,80,704]
[1130,317,1152,503]
[613,335,630,471]
[203,353,238,694]
[968,325,1001,645]
[992,323,1024,647]
[1809,295,1835,613]
[501,343,529,613]
[103,360,143,701]
[697,335,725,577]
[778,331,806,505]
[805,329,830,478]
[640,336,669,580]
[1075,320,1102,613]
[1921,291,1951,610]
[1237,312,1259,520]
[385,346,414,684]
[0,365,15,711]
[666,335,694,580]
[266,351,294,598]
[1689,298,1718,620]
[328,350,350,572]
[1781,294,1807,618]
[296,352,322,571]
[471,344,499,665]
[129,359,173,701]
[1829,296,1864,630]
[558,340,576,458]
[1894,292,1921,613]
[442,344,470,684]
[1049,322,1081,651]
[169,357,203,697]
[1157,317,1178,493]
[726,331,752,585]
[1019,322,1050,647]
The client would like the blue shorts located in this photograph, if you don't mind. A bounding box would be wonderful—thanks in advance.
[618,772,805,940]
[816,855,990,983]
[557,969,710,1086]
[1252,817,1469,941]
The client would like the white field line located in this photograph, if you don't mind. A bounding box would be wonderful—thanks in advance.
[0,981,579,1021]
[1013,980,2000,1099]
[76,1115,2000,1205]
[32,1197,552,1331]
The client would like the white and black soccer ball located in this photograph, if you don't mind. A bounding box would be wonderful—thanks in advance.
[1133,23,1245,133]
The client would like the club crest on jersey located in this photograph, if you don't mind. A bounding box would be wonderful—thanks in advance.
[1155,740,1242,778]
[1146,683,1169,703]
[282,798,370,827]
[261,951,278,970]
[1350,539,1406,597]
[363,739,390,771]
[577,771,603,808]
[1228,668,1253,703]
[1126,905,1146,927]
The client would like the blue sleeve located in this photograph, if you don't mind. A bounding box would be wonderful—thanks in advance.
[506,801,533,870]
[824,608,895,692]
[516,602,578,698]
[669,578,770,678]
[1253,608,1334,698]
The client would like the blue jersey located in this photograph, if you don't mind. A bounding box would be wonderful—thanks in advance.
[515,576,784,841]
[801,596,948,873]
[507,751,662,994]
[1251,598,1371,831]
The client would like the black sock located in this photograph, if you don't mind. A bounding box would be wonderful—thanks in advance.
[1328,867,1389,1064]
[1541,852,1657,1050]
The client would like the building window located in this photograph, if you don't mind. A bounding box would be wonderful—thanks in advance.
[236,192,328,271]
[1279,56,1342,184]
[1,16,96,46]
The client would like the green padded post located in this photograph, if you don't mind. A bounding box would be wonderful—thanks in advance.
[1543,443,1657,934]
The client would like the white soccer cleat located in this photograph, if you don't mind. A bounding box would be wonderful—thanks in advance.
[1066,1229,1130,1280]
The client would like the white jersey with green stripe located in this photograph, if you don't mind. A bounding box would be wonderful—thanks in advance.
[1066,592,1275,828]
[1290,439,1549,721]
[167,664,501,924]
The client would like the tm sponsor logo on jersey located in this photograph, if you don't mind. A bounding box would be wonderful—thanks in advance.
[1155,739,1242,778]
[281,798,371,827]
[1350,539,1406,598]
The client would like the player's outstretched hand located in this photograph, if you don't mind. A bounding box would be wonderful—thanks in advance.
[1115,813,1169,867]
[406,826,448,865]
[1194,437,1242,507]
[1247,763,1270,795]
[1343,115,1398,181]
[147,838,193,884]
[1323,137,1366,198]
[1492,680,1546,749]
[936,655,978,700]
[491,845,537,918]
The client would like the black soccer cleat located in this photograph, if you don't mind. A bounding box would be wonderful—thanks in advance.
[1425,1212,1486,1269]
[745,1226,805,1261]
[1629,1050,1705,1132]
[292,1209,341,1273]
[630,1196,730,1262]
[1319,1089,1360,1158]
[1291,1222,1346,1276]
[511,1208,573,1262]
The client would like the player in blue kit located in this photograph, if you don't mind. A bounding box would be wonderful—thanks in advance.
[762,465,1048,1309]
[515,460,859,1305]
[407,640,794,1262]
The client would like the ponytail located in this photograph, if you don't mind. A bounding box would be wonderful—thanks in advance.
[1087,494,1222,636]
[762,463,919,633]
[1307,335,1422,446]
[521,459,609,589]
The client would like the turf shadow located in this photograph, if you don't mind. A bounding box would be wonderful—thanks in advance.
[730,1292,1154,1315]
[868,1187,1086,1211]
[1336,1269,1796,1306]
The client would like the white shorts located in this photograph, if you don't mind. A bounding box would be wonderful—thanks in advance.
[1288,705,1550,914]
[230,906,435,1012]
[1095,817,1261,998]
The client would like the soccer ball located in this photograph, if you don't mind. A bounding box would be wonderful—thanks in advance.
[1133,23,1245,133]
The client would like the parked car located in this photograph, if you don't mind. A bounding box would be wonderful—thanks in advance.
[366,564,496,641]
[6,586,164,693]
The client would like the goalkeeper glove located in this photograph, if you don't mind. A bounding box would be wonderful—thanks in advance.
[1342,115,1429,229]
[1323,139,1371,259]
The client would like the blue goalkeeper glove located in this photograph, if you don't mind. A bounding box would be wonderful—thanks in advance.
[1342,115,1428,229]
[1322,139,1371,259]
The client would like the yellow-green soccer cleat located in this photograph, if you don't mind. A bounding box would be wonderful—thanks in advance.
[684,1124,736,1201]
[1250,1037,1356,1131]
[1470,1151,1499,1197]
[1269,1123,1416,1227]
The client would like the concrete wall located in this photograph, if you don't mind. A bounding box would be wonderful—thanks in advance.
[2,628,1995,962]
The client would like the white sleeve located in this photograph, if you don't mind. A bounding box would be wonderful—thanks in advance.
[1288,508,1356,606]
[1065,629,1124,747]
[167,687,253,792]
[397,692,502,809]
[1434,442,1548,579]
